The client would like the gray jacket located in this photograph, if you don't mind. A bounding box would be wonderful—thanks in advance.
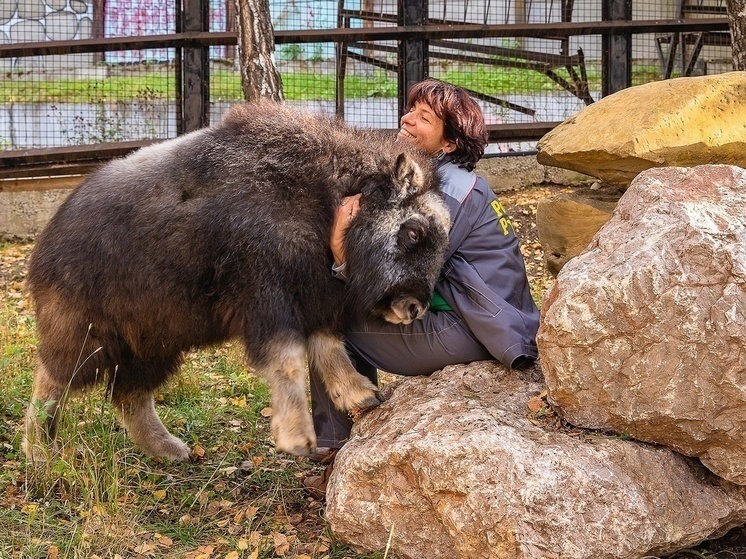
[435,159,540,367]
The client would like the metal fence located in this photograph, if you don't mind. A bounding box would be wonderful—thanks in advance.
[0,0,733,178]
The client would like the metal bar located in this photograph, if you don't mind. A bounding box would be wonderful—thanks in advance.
[181,0,210,132]
[0,123,560,181]
[0,19,731,58]
[0,140,162,167]
[346,50,398,72]
[430,38,582,67]
[602,0,633,96]
[684,32,706,75]
[461,87,536,117]
[398,0,428,119]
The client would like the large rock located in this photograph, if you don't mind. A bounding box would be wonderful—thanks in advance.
[536,186,623,276]
[536,72,746,187]
[538,164,746,485]
[325,362,746,559]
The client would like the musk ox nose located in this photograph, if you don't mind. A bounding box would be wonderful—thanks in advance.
[383,296,428,324]
[408,303,422,320]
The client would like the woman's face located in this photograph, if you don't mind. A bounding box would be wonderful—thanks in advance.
[397,102,455,157]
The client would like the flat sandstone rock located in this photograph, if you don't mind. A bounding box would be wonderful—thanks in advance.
[536,72,746,187]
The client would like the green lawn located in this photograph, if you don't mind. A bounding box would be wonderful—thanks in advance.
[0,65,603,104]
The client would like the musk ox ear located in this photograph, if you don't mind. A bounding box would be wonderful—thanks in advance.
[395,153,425,194]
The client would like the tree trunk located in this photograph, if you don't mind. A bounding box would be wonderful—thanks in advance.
[234,0,284,102]
[726,0,746,70]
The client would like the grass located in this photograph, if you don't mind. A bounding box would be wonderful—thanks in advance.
[0,242,381,558]
[1,188,739,558]
[1,61,677,105]
[0,64,605,104]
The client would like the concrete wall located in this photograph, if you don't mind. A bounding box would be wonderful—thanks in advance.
[0,157,591,239]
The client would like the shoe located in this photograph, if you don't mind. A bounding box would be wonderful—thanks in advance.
[302,450,337,500]
[308,446,338,463]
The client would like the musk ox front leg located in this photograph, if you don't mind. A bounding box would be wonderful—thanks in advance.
[307,332,382,413]
[252,337,317,456]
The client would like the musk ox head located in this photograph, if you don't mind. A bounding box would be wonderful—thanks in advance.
[343,151,451,325]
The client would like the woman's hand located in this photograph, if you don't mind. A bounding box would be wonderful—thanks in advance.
[330,194,362,266]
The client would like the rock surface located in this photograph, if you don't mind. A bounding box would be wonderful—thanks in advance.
[536,72,746,187]
[536,186,623,276]
[538,164,746,485]
[325,362,746,559]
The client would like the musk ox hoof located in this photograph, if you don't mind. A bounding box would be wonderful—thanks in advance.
[272,417,317,457]
[21,438,61,464]
[141,435,192,462]
[346,391,385,422]
[359,391,385,410]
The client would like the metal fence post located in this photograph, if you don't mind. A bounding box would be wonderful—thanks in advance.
[398,0,428,120]
[602,0,633,96]
[178,0,210,134]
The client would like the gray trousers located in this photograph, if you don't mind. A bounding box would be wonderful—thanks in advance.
[310,310,493,448]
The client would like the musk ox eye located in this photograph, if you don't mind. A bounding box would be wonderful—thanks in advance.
[399,222,425,249]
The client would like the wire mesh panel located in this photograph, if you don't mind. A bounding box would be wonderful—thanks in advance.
[209,0,341,124]
[425,1,593,152]
[0,0,737,163]
[637,0,732,83]
[0,0,178,151]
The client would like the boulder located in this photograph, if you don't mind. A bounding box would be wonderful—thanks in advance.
[536,186,623,276]
[325,362,746,559]
[537,164,746,485]
[536,72,746,187]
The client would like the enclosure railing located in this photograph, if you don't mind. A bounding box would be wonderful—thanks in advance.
[0,0,732,182]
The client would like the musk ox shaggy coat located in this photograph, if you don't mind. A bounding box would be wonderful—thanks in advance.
[24,100,451,461]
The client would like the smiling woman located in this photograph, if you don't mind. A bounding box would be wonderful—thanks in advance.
[305,78,542,498]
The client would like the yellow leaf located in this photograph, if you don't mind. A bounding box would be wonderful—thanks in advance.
[260,407,273,417]
[224,552,239,559]
[229,396,247,407]
[192,444,206,458]
[247,550,259,559]
[152,490,167,501]
[237,539,249,550]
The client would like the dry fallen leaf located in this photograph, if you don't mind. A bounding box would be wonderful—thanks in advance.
[527,396,546,413]
[273,532,290,555]
[192,444,206,458]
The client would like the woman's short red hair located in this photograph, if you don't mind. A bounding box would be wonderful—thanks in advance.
[406,78,488,171]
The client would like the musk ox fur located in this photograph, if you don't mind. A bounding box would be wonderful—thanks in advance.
[23,100,451,461]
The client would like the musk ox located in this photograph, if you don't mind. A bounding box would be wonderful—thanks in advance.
[23,100,451,462]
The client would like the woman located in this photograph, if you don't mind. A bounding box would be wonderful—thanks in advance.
[304,78,540,498]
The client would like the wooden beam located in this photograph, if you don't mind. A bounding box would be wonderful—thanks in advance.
[0,175,85,193]
[0,19,731,57]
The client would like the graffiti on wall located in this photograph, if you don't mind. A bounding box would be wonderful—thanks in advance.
[2,0,340,65]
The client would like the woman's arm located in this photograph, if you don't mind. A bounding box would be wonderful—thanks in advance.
[330,193,362,277]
